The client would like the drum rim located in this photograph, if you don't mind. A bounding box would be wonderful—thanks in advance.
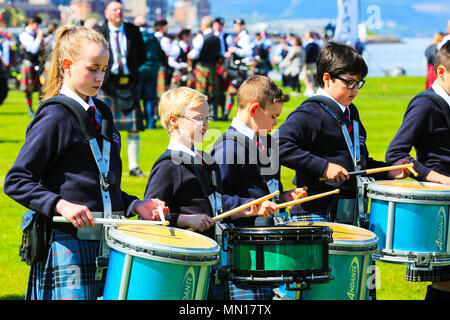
[367,180,450,203]
[287,222,379,249]
[226,225,334,236]
[106,226,220,263]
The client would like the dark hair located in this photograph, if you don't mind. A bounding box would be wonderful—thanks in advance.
[316,41,368,88]
[434,40,450,73]
[29,16,42,25]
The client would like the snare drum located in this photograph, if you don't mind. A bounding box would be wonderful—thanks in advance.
[222,226,333,286]
[102,225,220,300]
[368,181,450,268]
[279,222,377,300]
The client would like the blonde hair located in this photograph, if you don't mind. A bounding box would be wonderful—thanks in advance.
[42,26,109,100]
[158,87,208,135]
[237,75,290,110]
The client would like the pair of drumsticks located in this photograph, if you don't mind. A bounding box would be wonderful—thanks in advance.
[54,163,418,230]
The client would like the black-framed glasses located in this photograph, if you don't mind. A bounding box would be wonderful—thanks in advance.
[335,75,366,90]
[176,115,213,123]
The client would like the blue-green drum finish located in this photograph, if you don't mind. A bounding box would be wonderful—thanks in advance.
[274,222,378,300]
[102,225,220,300]
[367,181,450,267]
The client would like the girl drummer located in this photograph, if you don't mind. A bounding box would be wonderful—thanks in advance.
[4,26,169,300]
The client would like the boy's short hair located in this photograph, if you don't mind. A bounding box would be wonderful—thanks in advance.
[435,40,450,73]
[237,75,290,110]
[316,41,368,88]
[158,87,208,135]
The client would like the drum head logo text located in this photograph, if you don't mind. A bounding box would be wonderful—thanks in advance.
[435,207,447,251]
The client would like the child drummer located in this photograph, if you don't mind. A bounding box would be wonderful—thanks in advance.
[4,26,169,300]
[278,41,409,222]
[385,41,450,300]
[211,75,307,300]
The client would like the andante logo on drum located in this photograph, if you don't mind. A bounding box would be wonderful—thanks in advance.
[182,267,196,300]
[435,207,446,251]
[347,257,360,300]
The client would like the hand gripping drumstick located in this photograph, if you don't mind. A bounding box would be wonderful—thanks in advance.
[53,216,170,226]
[187,190,280,232]
[319,163,418,181]
[276,188,340,209]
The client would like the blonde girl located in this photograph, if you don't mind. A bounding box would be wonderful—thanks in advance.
[4,26,168,300]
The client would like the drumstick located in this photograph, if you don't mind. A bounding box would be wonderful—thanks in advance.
[276,189,340,209]
[157,206,167,224]
[53,216,170,226]
[406,166,419,177]
[319,163,416,181]
[286,186,308,210]
[187,190,280,231]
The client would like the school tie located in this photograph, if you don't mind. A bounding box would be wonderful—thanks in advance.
[344,106,352,134]
[87,106,101,132]
[114,30,124,75]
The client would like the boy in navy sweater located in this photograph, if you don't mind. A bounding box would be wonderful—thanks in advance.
[385,41,450,299]
[278,42,407,220]
[211,75,306,300]
[144,86,275,238]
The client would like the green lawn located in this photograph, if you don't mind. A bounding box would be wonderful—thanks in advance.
[0,76,430,299]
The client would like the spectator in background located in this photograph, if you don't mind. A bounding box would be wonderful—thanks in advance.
[425,32,445,89]
[134,15,162,129]
[19,16,44,117]
[95,0,147,177]
[300,31,320,97]
[278,35,304,96]
[0,31,10,104]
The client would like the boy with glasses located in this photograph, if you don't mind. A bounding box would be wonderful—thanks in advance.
[278,41,407,221]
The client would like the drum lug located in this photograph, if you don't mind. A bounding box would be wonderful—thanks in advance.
[414,253,431,269]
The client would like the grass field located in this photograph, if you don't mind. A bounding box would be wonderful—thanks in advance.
[0,76,430,300]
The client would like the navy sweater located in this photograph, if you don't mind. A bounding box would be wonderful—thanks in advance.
[144,150,248,238]
[278,100,389,214]
[385,88,450,180]
[4,96,137,236]
[211,127,284,227]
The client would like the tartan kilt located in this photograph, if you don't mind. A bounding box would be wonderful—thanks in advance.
[405,264,450,282]
[157,66,168,98]
[227,281,274,300]
[170,69,190,88]
[194,63,220,102]
[97,89,144,132]
[19,60,41,93]
[25,230,103,300]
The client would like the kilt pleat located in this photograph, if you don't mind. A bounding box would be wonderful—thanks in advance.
[97,89,144,132]
[193,64,220,102]
[19,60,41,93]
[227,281,274,300]
[25,230,103,300]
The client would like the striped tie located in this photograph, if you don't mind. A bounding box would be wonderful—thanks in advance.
[87,106,101,132]
[344,106,352,134]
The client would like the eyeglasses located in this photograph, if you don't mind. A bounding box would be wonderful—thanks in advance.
[334,75,366,90]
[176,115,213,123]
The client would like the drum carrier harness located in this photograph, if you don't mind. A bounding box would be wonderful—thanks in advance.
[34,96,118,279]
[302,96,372,227]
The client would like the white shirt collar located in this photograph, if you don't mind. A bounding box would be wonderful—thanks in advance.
[167,138,199,158]
[60,84,96,111]
[231,117,257,141]
[431,80,450,107]
[108,22,124,34]
[316,87,347,113]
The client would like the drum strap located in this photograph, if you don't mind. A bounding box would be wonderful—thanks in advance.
[150,150,223,216]
[302,96,361,170]
[411,91,450,128]
[36,96,114,219]
[210,131,280,203]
